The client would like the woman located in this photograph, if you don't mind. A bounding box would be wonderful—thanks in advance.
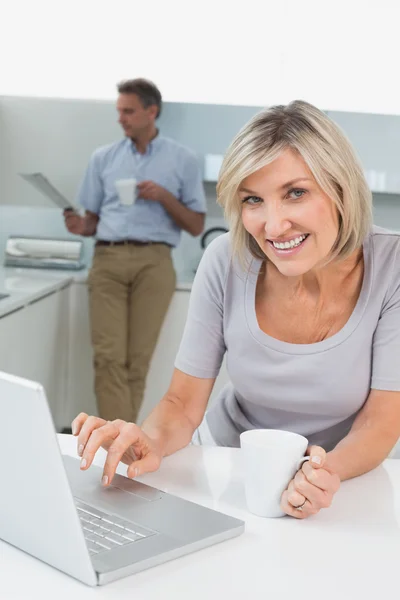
[73,100,400,519]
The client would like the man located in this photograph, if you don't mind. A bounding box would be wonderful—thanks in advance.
[64,78,206,423]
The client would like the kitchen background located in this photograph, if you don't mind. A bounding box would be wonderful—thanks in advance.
[1,96,400,276]
[0,96,400,443]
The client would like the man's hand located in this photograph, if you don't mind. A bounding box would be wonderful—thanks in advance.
[63,209,99,237]
[137,180,204,236]
[137,181,169,203]
[63,209,87,235]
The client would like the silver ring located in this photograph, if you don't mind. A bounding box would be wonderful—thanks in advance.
[293,499,307,511]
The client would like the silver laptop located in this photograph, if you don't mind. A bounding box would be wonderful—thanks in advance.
[0,371,244,586]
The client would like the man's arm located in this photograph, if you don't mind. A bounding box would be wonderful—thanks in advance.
[68,149,104,236]
[138,183,205,236]
[138,150,207,237]
[159,191,205,236]
[137,181,205,237]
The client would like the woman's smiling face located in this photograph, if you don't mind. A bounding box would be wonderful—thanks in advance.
[239,148,340,277]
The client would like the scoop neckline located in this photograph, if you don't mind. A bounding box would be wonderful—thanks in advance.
[244,233,373,355]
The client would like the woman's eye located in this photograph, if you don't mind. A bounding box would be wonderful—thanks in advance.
[242,195,262,205]
[287,188,306,200]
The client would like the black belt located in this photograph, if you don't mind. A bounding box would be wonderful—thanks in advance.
[96,240,171,247]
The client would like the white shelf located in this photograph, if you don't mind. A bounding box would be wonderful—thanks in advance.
[203,154,223,182]
[371,189,400,196]
[364,170,400,195]
[202,159,400,194]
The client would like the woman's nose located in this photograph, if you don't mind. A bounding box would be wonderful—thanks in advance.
[263,206,292,239]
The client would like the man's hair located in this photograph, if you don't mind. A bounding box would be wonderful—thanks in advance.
[117,78,162,118]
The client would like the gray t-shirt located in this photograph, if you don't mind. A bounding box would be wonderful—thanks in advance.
[175,226,400,450]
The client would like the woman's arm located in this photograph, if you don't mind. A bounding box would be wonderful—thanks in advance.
[281,390,400,519]
[141,368,216,457]
[327,389,400,480]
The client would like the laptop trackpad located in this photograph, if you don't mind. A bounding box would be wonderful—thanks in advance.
[109,476,163,502]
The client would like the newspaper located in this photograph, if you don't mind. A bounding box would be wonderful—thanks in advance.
[19,172,79,211]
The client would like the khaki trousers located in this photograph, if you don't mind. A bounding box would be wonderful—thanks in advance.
[88,243,176,423]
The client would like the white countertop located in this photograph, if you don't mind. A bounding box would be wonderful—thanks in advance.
[0,266,73,317]
[0,266,193,318]
[1,434,400,598]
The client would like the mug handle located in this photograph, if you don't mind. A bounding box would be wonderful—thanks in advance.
[298,456,310,470]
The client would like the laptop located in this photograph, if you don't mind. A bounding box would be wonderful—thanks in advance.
[0,371,244,586]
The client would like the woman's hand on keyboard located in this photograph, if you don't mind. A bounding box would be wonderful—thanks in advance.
[71,414,163,486]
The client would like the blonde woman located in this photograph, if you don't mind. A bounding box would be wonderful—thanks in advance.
[73,101,400,519]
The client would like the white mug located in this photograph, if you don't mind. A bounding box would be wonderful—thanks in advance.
[240,429,309,518]
[115,178,137,206]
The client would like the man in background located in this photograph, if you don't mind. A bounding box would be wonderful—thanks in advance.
[64,78,206,423]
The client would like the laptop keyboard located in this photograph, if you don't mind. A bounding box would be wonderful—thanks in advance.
[74,498,156,555]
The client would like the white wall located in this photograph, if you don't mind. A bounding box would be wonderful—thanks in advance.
[328,110,400,230]
[1,0,400,115]
[0,96,121,207]
[0,96,225,217]
[2,96,400,233]
[328,111,400,191]
[373,195,400,230]
[0,103,5,204]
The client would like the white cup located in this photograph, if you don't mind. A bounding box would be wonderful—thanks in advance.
[240,429,309,518]
[115,178,137,206]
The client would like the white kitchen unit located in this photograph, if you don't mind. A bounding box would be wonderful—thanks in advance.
[0,307,26,373]
[138,290,191,422]
[66,281,98,425]
[139,291,229,423]
[0,284,70,430]
[203,154,224,182]
[66,282,230,427]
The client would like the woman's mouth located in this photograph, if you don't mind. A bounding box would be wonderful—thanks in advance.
[267,233,310,256]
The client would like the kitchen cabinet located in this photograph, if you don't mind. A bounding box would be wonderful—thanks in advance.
[0,285,70,429]
[66,282,97,425]
[0,307,26,373]
[139,291,229,422]
[138,290,191,421]
[65,283,230,427]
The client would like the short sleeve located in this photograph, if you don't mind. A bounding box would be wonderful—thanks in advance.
[179,151,206,213]
[75,150,104,214]
[371,243,400,391]
[174,234,230,378]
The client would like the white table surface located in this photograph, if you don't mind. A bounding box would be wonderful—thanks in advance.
[1,434,399,599]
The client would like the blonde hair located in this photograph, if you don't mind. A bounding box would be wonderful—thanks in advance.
[217,100,372,265]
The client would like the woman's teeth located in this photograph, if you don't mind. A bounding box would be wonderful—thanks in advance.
[271,234,308,250]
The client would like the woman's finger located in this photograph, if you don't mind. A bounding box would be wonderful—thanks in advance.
[71,412,89,436]
[101,423,162,485]
[281,490,314,519]
[126,451,161,479]
[287,479,306,509]
[294,469,332,508]
[306,445,327,469]
[76,415,108,456]
[302,461,341,494]
[101,423,146,484]
[79,420,121,469]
